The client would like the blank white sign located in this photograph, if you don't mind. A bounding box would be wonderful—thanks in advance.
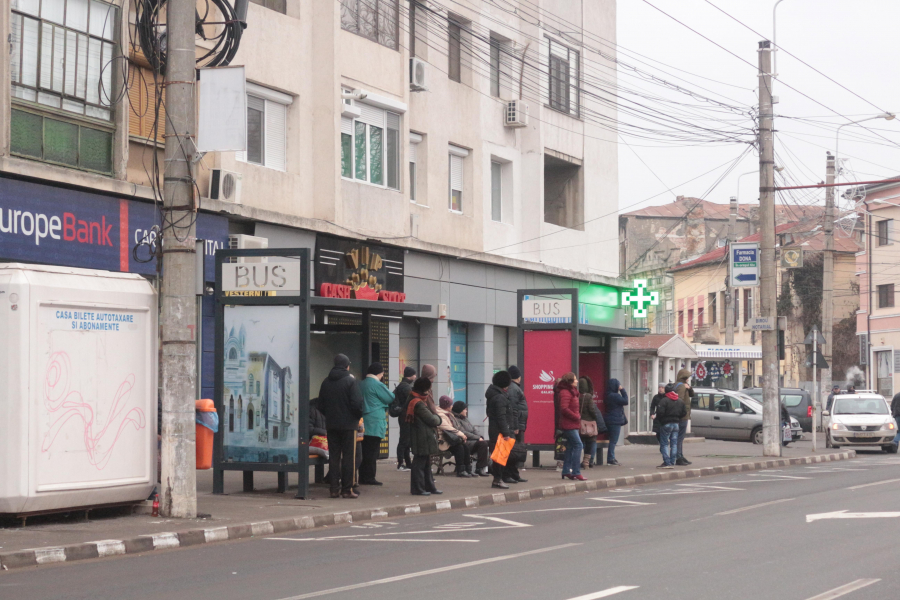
[198,66,247,152]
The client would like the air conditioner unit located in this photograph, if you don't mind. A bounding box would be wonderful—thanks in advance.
[228,234,268,263]
[209,169,243,204]
[505,99,529,128]
[410,57,428,92]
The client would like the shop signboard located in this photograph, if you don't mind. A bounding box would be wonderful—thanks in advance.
[314,234,404,301]
[522,329,573,446]
[0,177,228,277]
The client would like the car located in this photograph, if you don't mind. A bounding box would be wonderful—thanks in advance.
[789,416,802,442]
[742,387,814,432]
[823,393,898,453]
[691,388,766,444]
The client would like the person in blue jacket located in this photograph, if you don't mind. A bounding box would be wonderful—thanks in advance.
[603,378,628,466]
[358,362,395,486]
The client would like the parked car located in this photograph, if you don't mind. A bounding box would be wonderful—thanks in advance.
[823,393,897,453]
[691,388,764,444]
[742,387,814,432]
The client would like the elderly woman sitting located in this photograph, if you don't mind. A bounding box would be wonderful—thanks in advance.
[436,396,475,477]
[451,401,491,477]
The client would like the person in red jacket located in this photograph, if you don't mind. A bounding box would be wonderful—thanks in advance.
[555,372,585,481]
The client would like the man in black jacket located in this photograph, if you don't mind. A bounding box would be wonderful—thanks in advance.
[486,370,513,490]
[318,354,364,499]
[891,392,900,448]
[504,366,528,484]
[655,383,687,469]
[391,367,416,471]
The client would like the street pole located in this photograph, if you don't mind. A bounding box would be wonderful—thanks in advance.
[725,196,737,345]
[811,332,818,452]
[160,0,198,517]
[758,40,781,457]
[821,152,835,435]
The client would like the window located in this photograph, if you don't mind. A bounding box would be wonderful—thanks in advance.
[408,0,417,57]
[709,293,717,324]
[743,288,753,322]
[250,0,285,13]
[449,145,467,212]
[490,36,501,97]
[687,309,694,332]
[878,283,895,308]
[544,151,583,229]
[678,311,684,335]
[409,133,421,202]
[877,219,892,246]
[491,161,502,222]
[340,0,398,50]
[547,38,579,117]
[697,304,704,328]
[691,392,710,411]
[448,19,462,83]
[782,394,803,408]
[341,102,400,189]
[10,0,118,173]
[127,63,164,143]
[236,84,290,171]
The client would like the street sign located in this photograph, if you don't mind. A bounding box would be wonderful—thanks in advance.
[805,351,829,369]
[749,316,776,331]
[730,242,760,287]
[781,248,803,268]
[804,325,826,345]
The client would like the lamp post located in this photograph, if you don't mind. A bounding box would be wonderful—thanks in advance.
[835,113,896,187]
[772,0,789,82]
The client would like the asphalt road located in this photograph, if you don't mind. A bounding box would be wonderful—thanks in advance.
[4,451,900,600]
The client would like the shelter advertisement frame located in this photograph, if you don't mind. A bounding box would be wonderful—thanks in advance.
[213,248,311,499]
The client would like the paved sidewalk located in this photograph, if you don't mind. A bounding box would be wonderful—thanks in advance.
[0,436,858,569]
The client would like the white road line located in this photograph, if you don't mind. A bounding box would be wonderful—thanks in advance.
[274,543,580,600]
[715,498,795,515]
[803,579,880,600]
[746,474,811,480]
[847,478,900,490]
[473,506,622,516]
[267,537,479,543]
[588,498,656,506]
[677,483,746,491]
[565,586,640,600]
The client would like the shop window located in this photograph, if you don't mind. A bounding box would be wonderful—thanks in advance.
[250,0,285,13]
[237,84,291,171]
[878,283,895,309]
[544,151,583,229]
[341,103,400,189]
[340,0,398,50]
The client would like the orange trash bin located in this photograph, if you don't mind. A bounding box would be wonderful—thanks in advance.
[195,399,217,470]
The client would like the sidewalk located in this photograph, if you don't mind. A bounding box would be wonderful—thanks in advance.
[0,436,855,569]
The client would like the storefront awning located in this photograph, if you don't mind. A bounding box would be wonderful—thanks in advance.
[694,344,761,359]
[579,324,646,337]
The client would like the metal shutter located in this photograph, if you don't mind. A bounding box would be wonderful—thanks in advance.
[450,154,463,191]
[341,116,353,135]
[265,99,286,171]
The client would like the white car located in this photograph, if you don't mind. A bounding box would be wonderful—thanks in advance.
[823,393,897,453]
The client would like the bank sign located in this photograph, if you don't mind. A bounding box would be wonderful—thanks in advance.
[0,177,228,277]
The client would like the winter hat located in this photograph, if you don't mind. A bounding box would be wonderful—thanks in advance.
[451,401,467,415]
[664,382,675,393]
[421,364,437,382]
[492,370,512,389]
[507,365,522,379]
[403,366,417,378]
[366,362,384,376]
[439,396,453,410]
[334,354,350,369]
[413,377,432,394]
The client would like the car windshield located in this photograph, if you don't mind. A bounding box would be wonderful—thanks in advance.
[833,397,888,415]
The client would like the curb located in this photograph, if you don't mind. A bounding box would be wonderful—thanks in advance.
[0,450,855,571]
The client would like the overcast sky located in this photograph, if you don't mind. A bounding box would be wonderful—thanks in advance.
[616,0,900,214]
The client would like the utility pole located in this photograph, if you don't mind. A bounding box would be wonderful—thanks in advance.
[725,196,738,345]
[160,0,198,517]
[758,40,780,457]
[821,152,835,436]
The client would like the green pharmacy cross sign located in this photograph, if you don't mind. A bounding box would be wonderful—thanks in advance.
[622,279,659,318]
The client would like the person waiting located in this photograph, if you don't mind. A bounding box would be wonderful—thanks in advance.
[451,401,491,476]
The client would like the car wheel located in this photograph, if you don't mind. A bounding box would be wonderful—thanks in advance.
[751,426,763,445]
[883,444,898,454]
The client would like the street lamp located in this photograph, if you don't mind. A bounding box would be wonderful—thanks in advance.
[835,113,896,186]
[772,0,789,81]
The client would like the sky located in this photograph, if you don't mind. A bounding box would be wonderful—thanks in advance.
[615,0,900,215]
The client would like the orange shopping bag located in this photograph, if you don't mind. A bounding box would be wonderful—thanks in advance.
[490,434,516,466]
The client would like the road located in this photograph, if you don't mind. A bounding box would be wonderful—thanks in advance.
[3,452,900,600]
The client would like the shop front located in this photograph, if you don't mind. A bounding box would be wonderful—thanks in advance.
[691,344,762,390]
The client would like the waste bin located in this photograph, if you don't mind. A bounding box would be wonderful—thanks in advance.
[195,399,218,470]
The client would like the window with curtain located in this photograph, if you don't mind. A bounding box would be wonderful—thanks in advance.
[10,0,119,173]
[236,84,291,171]
[340,102,400,190]
[409,134,420,202]
[449,146,467,212]
[340,0,398,50]
[448,19,462,83]
[547,38,579,117]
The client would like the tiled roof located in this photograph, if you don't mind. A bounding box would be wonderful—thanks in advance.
[623,334,676,351]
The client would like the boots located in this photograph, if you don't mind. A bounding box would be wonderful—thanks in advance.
[581,454,590,470]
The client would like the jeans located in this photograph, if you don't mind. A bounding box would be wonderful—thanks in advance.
[561,429,584,476]
[659,423,679,466]
[677,420,688,459]
[892,429,900,446]
[606,423,622,463]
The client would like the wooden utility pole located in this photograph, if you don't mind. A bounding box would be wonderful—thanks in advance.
[821,152,835,433]
[725,196,737,345]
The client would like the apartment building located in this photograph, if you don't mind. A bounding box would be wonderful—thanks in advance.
[0,0,632,444]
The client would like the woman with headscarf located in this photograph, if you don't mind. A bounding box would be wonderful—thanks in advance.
[556,373,584,480]
[406,376,443,496]
[436,396,474,477]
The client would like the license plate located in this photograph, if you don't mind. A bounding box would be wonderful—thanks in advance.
[854,431,881,437]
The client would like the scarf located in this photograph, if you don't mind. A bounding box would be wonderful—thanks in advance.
[406,391,437,423]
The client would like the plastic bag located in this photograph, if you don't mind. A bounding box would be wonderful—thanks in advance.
[196,410,219,433]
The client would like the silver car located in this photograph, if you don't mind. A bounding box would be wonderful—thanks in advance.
[823,393,898,453]
[691,388,766,444]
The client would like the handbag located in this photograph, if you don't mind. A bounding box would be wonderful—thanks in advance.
[580,419,598,437]
[490,434,516,466]
[510,441,527,465]
[554,433,567,462]
[439,429,462,451]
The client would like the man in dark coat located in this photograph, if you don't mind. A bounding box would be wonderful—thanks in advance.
[485,370,513,490]
[649,384,667,440]
[603,378,628,466]
[674,368,693,466]
[891,392,900,448]
[318,354,364,499]
[826,385,841,412]
[391,366,416,471]
[504,365,528,483]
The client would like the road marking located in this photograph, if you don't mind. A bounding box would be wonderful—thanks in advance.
[274,543,581,599]
[566,586,640,599]
[267,537,479,543]
[475,506,622,515]
[847,478,900,490]
[715,498,794,515]
[677,483,745,491]
[746,474,811,480]
[804,579,880,599]
[588,498,656,506]
[807,510,900,523]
